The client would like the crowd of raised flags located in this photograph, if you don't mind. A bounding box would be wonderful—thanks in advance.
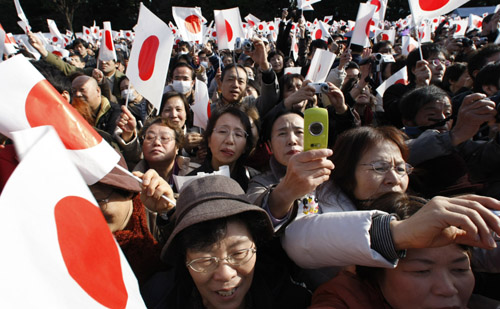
[0,0,500,306]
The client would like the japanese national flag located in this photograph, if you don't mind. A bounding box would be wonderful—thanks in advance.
[16,35,41,60]
[418,23,432,43]
[291,27,299,61]
[298,0,321,9]
[408,0,470,24]
[450,19,468,38]
[0,126,145,308]
[127,3,174,112]
[378,28,396,44]
[47,19,64,47]
[313,21,331,41]
[376,66,408,97]
[368,0,388,22]
[468,14,483,30]
[14,0,31,33]
[214,7,245,50]
[172,6,204,43]
[192,79,211,130]
[0,55,119,184]
[98,21,117,62]
[351,3,377,47]
[324,15,333,24]
[256,22,268,33]
[305,49,336,83]
[402,35,419,56]
[245,14,261,28]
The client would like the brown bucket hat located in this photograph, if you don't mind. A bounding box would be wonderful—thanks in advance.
[161,175,274,262]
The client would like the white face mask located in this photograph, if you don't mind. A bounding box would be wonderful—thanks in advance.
[172,80,192,94]
[121,89,137,102]
[200,61,209,69]
[179,51,189,55]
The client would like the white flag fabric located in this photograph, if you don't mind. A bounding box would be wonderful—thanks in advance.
[351,3,377,47]
[0,26,5,61]
[408,0,470,23]
[291,27,299,62]
[298,0,321,9]
[305,49,336,83]
[401,35,419,56]
[98,21,117,62]
[450,19,468,38]
[368,0,388,22]
[127,3,174,112]
[312,21,331,41]
[192,79,211,130]
[376,66,408,97]
[418,23,433,43]
[0,55,119,184]
[214,7,245,50]
[379,28,396,44]
[172,7,204,43]
[468,14,483,30]
[245,14,261,28]
[284,67,302,75]
[14,0,31,33]
[47,19,64,47]
[0,126,145,308]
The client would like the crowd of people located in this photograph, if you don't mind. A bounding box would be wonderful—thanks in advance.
[2,6,500,308]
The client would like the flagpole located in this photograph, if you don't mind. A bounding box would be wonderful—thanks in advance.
[415,27,424,60]
[115,164,177,206]
[124,81,131,108]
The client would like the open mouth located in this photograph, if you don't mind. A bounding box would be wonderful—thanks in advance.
[216,287,236,297]
[221,149,235,156]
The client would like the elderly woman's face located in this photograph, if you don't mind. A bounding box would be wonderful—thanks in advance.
[270,113,304,166]
[379,245,474,309]
[208,113,248,170]
[353,141,409,201]
[161,96,187,129]
[142,124,178,165]
[186,221,256,309]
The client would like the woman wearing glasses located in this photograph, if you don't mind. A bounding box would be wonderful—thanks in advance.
[188,107,259,191]
[142,175,311,308]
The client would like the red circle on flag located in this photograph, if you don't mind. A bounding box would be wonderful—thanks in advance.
[25,80,102,150]
[455,24,461,33]
[258,24,264,31]
[212,31,217,37]
[315,30,323,39]
[207,102,211,119]
[105,30,113,50]
[248,20,255,27]
[225,20,234,42]
[366,19,375,36]
[52,37,59,43]
[126,32,131,37]
[395,78,408,85]
[419,0,450,11]
[55,196,128,308]
[93,28,98,34]
[269,25,275,31]
[382,34,389,41]
[172,29,177,34]
[477,21,482,28]
[291,24,295,30]
[325,18,330,23]
[85,29,90,35]
[138,35,159,81]
[433,18,438,23]
[371,0,381,12]
[185,15,202,34]
[243,23,247,28]
[419,30,424,39]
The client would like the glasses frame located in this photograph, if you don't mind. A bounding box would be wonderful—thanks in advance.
[360,161,413,176]
[212,126,249,140]
[186,247,257,273]
[143,134,175,145]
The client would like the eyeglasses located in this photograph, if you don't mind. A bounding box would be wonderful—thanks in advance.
[186,247,257,273]
[213,126,248,140]
[360,161,413,176]
[144,134,174,144]
[430,59,451,67]
[94,189,114,206]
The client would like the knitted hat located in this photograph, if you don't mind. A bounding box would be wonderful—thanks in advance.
[161,175,273,262]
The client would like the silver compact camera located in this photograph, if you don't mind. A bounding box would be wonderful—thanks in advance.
[242,39,255,52]
[309,82,329,94]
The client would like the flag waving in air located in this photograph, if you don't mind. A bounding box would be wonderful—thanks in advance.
[409,0,470,23]
[214,7,245,50]
[0,125,145,308]
[0,55,119,184]
[127,3,174,111]
[98,21,117,62]
[350,3,377,47]
[172,6,204,43]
